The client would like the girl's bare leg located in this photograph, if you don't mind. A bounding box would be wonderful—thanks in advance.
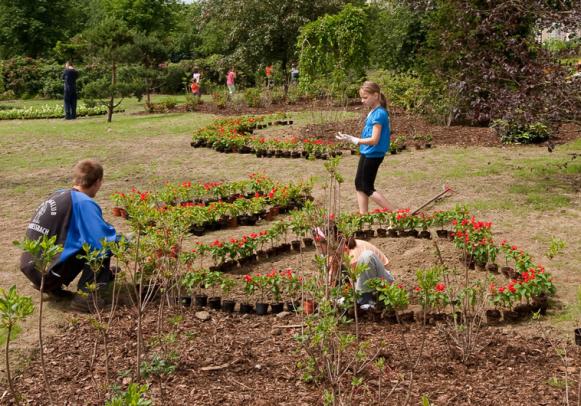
[357,191,369,214]
[370,191,394,211]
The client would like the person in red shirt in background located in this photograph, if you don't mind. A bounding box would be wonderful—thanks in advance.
[265,64,273,88]
[190,81,201,97]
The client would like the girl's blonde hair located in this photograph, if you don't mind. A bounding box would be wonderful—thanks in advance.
[360,81,387,109]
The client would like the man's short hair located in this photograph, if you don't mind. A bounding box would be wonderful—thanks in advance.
[73,159,103,188]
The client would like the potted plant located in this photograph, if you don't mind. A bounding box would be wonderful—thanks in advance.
[181,269,209,307]
[206,271,224,310]
[282,269,301,312]
[220,278,236,313]
[417,213,432,239]
[241,275,256,314]
[366,278,410,323]
[267,271,284,314]
[252,274,269,315]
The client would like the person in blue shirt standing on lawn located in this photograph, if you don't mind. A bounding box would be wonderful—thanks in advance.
[336,81,394,214]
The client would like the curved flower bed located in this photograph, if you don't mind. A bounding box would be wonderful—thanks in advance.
[111,175,313,235]
[191,114,347,159]
[0,103,124,120]
[111,172,555,322]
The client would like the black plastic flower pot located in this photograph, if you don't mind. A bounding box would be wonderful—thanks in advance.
[286,301,298,312]
[376,228,387,238]
[387,229,398,238]
[409,229,419,238]
[302,237,314,247]
[485,309,501,324]
[208,297,222,310]
[255,302,269,316]
[239,303,253,314]
[503,310,522,323]
[575,328,581,346]
[190,225,206,236]
[418,230,431,239]
[270,302,284,314]
[436,229,449,239]
[194,294,208,307]
[222,299,236,313]
[355,230,367,240]
[291,240,302,251]
[178,296,192,307]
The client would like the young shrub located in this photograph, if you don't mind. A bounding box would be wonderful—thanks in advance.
[0,286,34,404]
[244,87,262,108]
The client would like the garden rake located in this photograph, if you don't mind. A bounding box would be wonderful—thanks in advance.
[411,184,456,215]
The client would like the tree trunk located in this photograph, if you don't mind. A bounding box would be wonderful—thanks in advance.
[108,61,117,123]
[5,324,20,405]
[282,57,288,97]
[38,275,55,405]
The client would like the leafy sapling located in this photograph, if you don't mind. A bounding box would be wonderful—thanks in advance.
[0,286,34,404]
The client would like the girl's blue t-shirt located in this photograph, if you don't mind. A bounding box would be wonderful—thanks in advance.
[359,107,390,158]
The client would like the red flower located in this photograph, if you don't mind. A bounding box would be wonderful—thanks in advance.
[508,285,516,294]
[244,275,252,282]
[329,213,335,221]
[414,287,421,292]
[435,283,445,292]
[499,287,505,293]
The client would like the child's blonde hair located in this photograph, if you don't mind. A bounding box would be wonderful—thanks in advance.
[360,81,387,109]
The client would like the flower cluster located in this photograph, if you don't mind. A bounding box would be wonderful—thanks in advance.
[450,216,496,265]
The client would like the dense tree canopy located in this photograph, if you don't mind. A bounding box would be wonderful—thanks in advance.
[0,0,88,58]
[0,0,578,127]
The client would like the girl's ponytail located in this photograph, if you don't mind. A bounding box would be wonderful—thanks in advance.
[379,92,387,109]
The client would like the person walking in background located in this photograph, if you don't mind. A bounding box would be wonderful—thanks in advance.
[63,62,78,120]
[191,80,201,98]
[226,67,236,95]
[192,67,201,84]
[290,63,299,84]
[336,81,394,214]
[265,64,273,88]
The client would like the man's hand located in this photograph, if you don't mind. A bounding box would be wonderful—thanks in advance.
[336,132,359,145]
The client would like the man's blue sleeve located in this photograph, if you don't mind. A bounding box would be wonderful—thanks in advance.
[61,193,117,262]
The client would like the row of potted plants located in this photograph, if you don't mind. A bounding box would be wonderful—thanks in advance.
[0,103,124,120]
[111,177,314,236]
[190,113,350,160]
[112,173,290,209]
[180,268,305,315]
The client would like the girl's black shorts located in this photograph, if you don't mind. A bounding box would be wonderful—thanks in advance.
[354,155,384,196]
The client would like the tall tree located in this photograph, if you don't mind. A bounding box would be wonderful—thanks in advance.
[81,16,143,122]
[0,0,89,58]
[201,0,361,84]
[406,0,580,126]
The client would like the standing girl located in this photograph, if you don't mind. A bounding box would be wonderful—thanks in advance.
[336,81,393,214]
[226,67,236,95]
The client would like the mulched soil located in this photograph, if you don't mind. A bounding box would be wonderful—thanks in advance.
[144,98,580,148]
[9,234,580,405]
[11,303,580,405]
[299,110,580,148]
